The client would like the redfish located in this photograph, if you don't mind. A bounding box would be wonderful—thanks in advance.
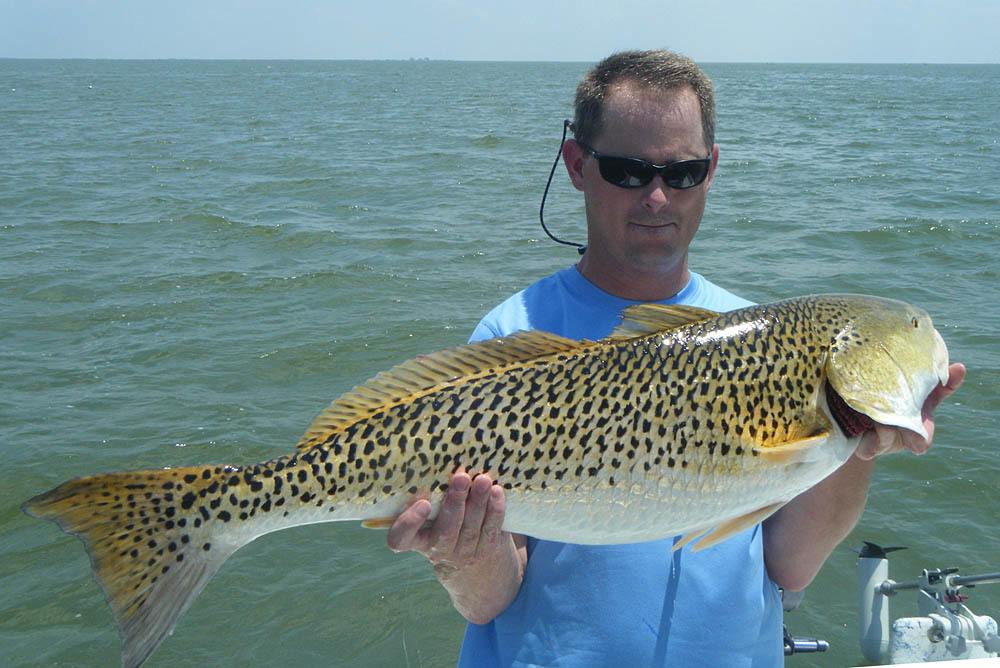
[24,294,950,667]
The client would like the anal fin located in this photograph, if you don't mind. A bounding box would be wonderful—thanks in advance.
[672,528,711,552]
[688,501,786,552]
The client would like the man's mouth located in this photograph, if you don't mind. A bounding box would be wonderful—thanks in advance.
[629,221,675,229]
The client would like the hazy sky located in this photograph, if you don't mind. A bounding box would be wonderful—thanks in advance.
[2,0,998,63]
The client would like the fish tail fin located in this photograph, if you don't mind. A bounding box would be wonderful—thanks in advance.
[23,465,246,668]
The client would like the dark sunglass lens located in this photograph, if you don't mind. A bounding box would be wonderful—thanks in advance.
[592,148,709,190]
[665,161,710,189]
[600,157,655,188]
[598,157,635,187]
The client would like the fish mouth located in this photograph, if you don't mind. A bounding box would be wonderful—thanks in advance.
[831,374,931,441]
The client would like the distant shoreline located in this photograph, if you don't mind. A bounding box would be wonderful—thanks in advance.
[2,57,998,66]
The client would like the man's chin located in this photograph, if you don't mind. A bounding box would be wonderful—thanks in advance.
[625,244,687,270]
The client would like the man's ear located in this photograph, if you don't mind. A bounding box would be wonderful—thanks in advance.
[704,143,720,192]
[562,139,586,192]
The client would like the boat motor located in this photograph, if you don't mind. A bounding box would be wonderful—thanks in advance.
[857,541,1000,663]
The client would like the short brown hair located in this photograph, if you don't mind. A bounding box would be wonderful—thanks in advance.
[572,49,716,151]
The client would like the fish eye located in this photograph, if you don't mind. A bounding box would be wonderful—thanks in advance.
[911,317,920,328]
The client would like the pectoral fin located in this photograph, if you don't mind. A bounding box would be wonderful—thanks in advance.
[361,517,397,529]
[752,431,830,464]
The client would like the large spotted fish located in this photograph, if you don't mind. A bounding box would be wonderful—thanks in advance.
[24,294,950,667]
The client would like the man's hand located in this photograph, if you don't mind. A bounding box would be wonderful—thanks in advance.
[387,470,507,575]
[386,470,527,624]
[855,362,966,460]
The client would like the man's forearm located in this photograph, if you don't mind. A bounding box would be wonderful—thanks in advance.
[763,454,875,591]
[437,534,527,625]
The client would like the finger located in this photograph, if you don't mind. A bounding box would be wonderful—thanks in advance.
[901,432,931,455]
[945,363,966,392]
[914,362,967,449]
[476,483,507,557]
[386,498,432,553]
[899,421,932,455]
[877,424,903,455]
[856,425,902,460]
[856,430,881,461]
[427,472,472,559]
[924,362,966,415]
[454,473,493,561]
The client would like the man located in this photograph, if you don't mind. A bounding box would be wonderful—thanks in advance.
[387,50,965,666]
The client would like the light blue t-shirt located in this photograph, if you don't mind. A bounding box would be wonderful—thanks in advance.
[458,266,783,668]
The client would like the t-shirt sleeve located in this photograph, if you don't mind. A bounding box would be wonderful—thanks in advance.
[469,318,502,344]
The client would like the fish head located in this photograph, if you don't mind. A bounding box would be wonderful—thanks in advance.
[824,296,950,440]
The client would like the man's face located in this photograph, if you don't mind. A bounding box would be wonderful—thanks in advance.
[566,83,717,281]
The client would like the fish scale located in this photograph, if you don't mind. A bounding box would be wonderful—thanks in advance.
[22,294,950,668]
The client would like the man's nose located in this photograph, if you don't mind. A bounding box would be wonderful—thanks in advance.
[640,175,671,211]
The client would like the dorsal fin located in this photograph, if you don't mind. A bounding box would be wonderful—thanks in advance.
[295,330,583,451]
[609,303,719,339]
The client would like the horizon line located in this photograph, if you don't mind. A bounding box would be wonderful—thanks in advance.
[2,56,999,66]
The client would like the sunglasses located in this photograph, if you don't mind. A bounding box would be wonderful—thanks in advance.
[577,142,712,190]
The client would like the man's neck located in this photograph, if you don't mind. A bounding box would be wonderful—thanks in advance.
[576,253,691,302]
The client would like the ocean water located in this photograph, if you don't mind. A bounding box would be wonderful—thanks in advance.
[1,60,998,667]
